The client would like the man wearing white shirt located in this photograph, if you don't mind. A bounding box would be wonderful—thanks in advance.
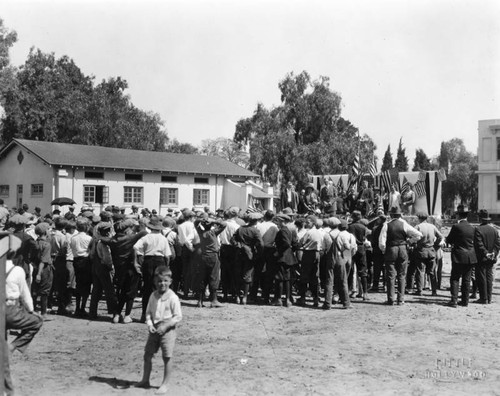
[177,210,200,298]
[379,207,422,305]
[218,207,240,302]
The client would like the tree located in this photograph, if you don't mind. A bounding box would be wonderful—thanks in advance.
[0,48,168,150]
[166,138,198,154]
[0,18,17,108]
[234,71,375,188]
[412,148,433,171]
[394,137,409,172]
[381,145,393,172]
[437,138,478,211]
[199,137,249,168]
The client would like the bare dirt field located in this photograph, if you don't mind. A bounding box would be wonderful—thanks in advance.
[9,252,500,396]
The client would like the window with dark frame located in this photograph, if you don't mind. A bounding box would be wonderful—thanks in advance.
[0,185,9,196]
[83,185,109,204]
[31,184,43,196]
[161,175,177,183]
[194,177,209,184]
[84,171,104,179]
[497,176,500,201]
[125,173,143,181]
[124,186,143,204]
[160,188,178,205]
[193,189,209,206]
[497,137,500,161]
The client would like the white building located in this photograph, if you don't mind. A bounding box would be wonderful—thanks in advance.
[0,139,274,215]
[477,118,500,215]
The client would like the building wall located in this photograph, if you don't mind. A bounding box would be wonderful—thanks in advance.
[477,119,500,214]
[57,168,226,215]
[0,146,54,211]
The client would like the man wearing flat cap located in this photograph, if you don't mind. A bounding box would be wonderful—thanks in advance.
[473,210,500,304]
[232,212,264,304]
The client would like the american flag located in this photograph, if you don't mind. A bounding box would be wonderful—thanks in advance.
[381,170,392,193]
[352,154,360,178]
[368,160,377,179]
[415,180,426,197]
[401,176,410,195]
[347,155,360,191]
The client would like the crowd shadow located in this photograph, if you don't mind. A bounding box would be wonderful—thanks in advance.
[88,376,157,390]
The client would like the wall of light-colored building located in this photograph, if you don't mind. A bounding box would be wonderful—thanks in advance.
[477,119,500,214]
[0,146,54,211]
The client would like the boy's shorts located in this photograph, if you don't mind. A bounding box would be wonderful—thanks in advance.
[145,328,176,358]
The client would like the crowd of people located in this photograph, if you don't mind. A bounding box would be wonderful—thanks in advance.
[2,181,500,394]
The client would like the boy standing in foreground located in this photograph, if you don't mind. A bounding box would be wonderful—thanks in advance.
[136,266,182,394]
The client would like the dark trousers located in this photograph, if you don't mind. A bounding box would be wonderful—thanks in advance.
[181,246,196,296]
[300,250,320,299]
[73,256,92,298]
[450,262,473,305]
[220,245,236,298]
[476,261,495,303]
[196,253,221,296]
[5,303,43,353]
[385,246,409,303]
[90,265,119,317]
[372,251,385,290]
[142,256,168,315]
[116,265,141,316]
[252,247,276,300]
[53,256,69,310]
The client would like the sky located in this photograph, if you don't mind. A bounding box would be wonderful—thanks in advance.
[2,0,499,168]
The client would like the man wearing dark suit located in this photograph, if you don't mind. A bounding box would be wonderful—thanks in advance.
[473,210,500,304]
[446,206,477,307]
[280,182,299,213]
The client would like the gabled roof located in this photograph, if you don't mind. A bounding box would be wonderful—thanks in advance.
[1,139,257,178]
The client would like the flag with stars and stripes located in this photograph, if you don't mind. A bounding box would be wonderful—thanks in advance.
[415,180,426,197]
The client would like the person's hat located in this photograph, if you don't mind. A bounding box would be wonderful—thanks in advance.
[97,222,112,231]
[216,208,224,213]
[247,212,263,221]
[167,208,174,213]
[104,205,113,212]
[119,206,126,211]
[131,205,139,210]
[478,209,491,221]
[282,207,294,216]
[147,216,165,231]
[52,209,61,215]
[100,211,112,221]
[91,215,101,224]
[82,210,94,219]
[227,206,240,216]
[113,213,125,222]
[389,207,402,216]
[339,219,348,230]
[456,204,469,214]
[307,215,318,223]
[115,218,138,232]
[9,214,28,226]
[34,207,41,213]
[359,218,369,226]
[76,218,89,227]
[306,183,315,189]
[275,214,291,222]
[151,209,158,215]
[162,217,176,229]
[35,222,51,236]
[416,212,429,220]
[329,217,341,227]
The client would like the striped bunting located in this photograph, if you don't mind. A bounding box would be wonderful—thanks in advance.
[415,180,426,197]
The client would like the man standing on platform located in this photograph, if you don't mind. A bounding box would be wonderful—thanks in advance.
[280,182,299,213]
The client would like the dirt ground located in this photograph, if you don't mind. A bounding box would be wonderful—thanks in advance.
[8,251,500,396]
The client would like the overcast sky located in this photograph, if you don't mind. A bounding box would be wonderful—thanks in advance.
[2,0,499,168]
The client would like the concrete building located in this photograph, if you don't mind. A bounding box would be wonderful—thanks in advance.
[477,118,500,215]
[0,139,274,215]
